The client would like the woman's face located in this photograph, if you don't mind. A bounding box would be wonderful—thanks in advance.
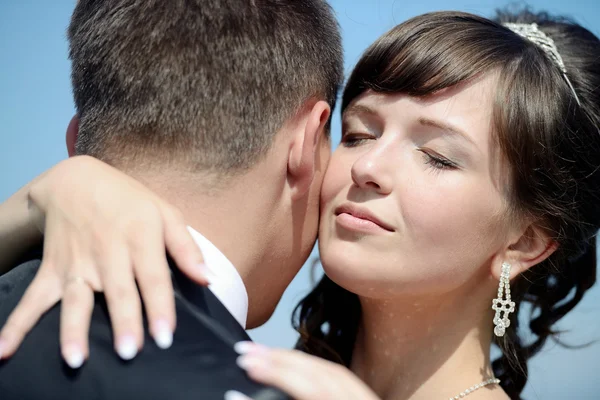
[319,74,514,298]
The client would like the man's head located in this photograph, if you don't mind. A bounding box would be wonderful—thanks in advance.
[67,0,341,172]
[65,0,343,326]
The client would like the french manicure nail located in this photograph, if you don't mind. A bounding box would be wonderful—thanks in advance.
[224,390,253,400]
[236,354,268,371]
[234,341,269,356]
[233,341,254,355]
[198,263,214,284]
[153,320,173,350]
[117,335,138,360]
[64,344,85,369]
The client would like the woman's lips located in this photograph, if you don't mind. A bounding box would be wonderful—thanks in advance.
[334,204,394,234]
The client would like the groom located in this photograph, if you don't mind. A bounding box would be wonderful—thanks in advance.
[0,0,342,399]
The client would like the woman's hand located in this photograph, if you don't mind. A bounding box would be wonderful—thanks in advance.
[0,155,207,367]
[225,343,380,400]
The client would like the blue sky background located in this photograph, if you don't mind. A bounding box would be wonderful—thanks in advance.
[1,1,599,398]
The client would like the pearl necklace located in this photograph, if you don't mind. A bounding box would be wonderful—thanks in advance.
[447,377,501,399]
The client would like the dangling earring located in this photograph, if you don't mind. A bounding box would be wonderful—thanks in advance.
[492,262,515,337]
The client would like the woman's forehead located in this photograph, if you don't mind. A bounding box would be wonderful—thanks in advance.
[344,75,497,142]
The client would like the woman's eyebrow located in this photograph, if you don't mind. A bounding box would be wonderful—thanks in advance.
[343,104,383,133]
[343,104,378,119]
[418,117,477,148]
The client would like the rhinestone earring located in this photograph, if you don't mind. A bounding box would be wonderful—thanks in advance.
[492,262,515,337]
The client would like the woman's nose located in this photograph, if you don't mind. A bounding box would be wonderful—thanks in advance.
[350,146,393,195]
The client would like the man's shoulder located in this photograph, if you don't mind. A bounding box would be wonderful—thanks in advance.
[0,257,41,315]
[0,265,287,400]
[0,246,43,292]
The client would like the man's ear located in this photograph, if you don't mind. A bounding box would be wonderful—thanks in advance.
[287,100,331,199]
[66,115,79,157]
[492,224,558,280]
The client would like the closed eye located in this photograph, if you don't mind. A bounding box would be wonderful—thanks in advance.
[341,132,374,148]
[418,149,458,170]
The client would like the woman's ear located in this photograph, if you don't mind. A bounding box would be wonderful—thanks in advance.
[492,224,558,280]
[66,115,79,157]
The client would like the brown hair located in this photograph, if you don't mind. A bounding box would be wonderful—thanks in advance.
[68,0,343,174]
[294,10,600,399]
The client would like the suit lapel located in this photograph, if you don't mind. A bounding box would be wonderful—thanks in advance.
[170,260,251,344]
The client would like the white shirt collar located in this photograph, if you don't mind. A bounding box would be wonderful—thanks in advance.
[186,227,248,328]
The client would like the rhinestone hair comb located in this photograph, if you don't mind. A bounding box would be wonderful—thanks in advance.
[503,22,581,106]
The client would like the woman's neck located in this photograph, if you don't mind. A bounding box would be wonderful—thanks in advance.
[350,277,506,400]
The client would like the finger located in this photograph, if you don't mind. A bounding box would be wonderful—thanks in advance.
[235,346,330,400]
[129,224,176,350]
[224,390,253,400]
[0,211,67,359]
[98,243,144,360]
[0,268,61,359]
[60,274,95,368]
[161,205,209,285]
[234,345,376,400]
[266,349,373,400]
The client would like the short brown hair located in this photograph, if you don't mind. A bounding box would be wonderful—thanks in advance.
[68,0,343,173]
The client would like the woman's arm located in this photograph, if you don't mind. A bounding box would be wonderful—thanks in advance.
[0,156,207,365]
[0,179,45,275]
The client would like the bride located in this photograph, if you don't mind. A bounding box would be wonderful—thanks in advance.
[0,10,598,400]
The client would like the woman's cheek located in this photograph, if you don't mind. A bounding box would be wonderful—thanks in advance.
[320,153,351,207]
[400,175,498,250]
[398,177,460,231]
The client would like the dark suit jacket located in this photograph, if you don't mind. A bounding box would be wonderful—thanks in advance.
[0,249,287,400]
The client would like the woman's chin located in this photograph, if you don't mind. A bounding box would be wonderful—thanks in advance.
[320,245,469,299]
[320,248,400,298]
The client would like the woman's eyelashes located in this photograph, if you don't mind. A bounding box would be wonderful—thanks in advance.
[417,149,459,171]
[341,131,374,147]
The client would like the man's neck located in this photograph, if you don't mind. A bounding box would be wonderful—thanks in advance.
[139,171,276,269]
[128,161,291,328]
